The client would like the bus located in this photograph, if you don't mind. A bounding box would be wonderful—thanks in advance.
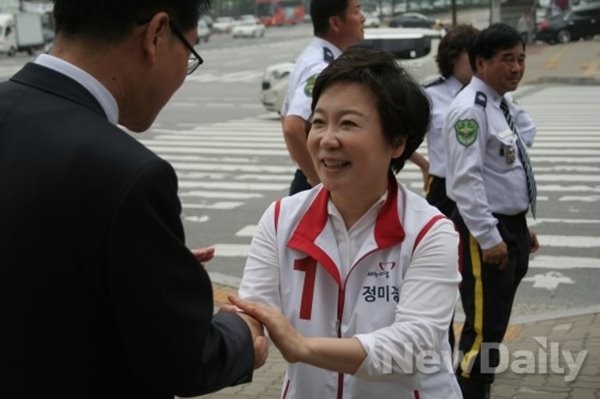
[256,0,305,26]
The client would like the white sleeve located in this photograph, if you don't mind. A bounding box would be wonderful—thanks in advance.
[353,219,460,380]
[285,63,324,120]
[445,106,502,249]
[513,105,536,147]
[238,202,281,308]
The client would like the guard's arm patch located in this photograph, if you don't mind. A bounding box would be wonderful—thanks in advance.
[454,119,478,147]
[304,74,317,97]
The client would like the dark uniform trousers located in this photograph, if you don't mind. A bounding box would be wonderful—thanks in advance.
[452,209,530,393]
[289,168,312,195]
[426,175,456,219]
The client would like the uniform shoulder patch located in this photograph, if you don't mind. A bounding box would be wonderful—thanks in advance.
[454,119,478,147]
[323,47,334,63]
[474,91,487,108]
[304,74,317,97]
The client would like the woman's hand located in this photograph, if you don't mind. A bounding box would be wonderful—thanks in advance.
[229,295,307,363]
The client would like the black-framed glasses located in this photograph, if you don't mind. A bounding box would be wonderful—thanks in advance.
[169,22,203,75]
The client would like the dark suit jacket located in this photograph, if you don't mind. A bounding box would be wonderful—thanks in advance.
[0,63,254,398]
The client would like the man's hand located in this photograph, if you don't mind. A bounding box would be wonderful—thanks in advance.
[191,247,215,263]
[229,295,307,364]
[528,228,540,253]
[236,312,268,369]
[482,241,508,270]
[220,304,268,369]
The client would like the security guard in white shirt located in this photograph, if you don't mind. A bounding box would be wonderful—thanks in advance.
[281,0,364,195]
[444,23,540,399]
[417,24,479,218]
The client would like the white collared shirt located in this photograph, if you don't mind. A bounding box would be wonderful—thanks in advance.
[280,37,342,119]
[423,75,464,177]
[444,76,531,249]
[35,54,119,125]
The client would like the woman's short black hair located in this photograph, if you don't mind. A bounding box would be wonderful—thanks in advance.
[311,46,430,173]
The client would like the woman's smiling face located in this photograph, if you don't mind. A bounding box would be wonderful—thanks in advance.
[308,82,405,199]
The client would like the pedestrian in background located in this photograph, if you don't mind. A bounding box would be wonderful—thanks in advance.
[0,1,266,398]
[281,0,365,195]
[235,47,462,399]
[444,23,540,398]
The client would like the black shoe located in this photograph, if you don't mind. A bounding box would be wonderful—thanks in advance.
[457,374,491,399]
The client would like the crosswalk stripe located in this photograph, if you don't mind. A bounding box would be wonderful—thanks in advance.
[529,255,600,269]
[538,235,600,248]
[145,146,289,156]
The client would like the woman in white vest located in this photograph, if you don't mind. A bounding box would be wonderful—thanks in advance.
[234,47,462,399]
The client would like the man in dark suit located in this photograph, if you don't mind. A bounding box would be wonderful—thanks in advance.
[0,1,267,398]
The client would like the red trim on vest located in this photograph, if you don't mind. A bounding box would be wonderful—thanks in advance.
[412,214,446,254]
[281,379,290,399]
[337,373,344,399]
[287,188,341,285]
[274,199,281,233]
[413,390,421,399]
[373,176,405,248]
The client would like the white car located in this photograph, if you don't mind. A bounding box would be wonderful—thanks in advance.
[213,16,235,33]
[363,13,381,28]
[232,19,266,38]
[196,19,210,43]
[260,28,442,113]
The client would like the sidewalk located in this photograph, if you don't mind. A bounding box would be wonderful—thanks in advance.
[195,284,600,399]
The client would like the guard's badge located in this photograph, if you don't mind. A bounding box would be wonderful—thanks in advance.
[304,74,317,97]
[455,119,478,147]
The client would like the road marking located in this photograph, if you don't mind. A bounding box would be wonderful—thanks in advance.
[236,225,256,237]
[171,162,294,173]
[538,185,600,193]
[182,201,244,210]
[184,215,210,223]
[213,244,251,257]
[583,59,600,77]
[529,255,600,269]
[522,271,574,290]
[528,217,600,225]
[543,45,569,70]
[141,139,286,148]
[178,181,288,190]
[180,191,264,199]
[144,145,289,156]
[558,195,600,202]
[538,235,600,248]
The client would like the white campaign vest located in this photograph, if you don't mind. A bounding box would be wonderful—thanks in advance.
[271,180,460,399]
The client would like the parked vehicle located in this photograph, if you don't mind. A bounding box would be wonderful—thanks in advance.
[260,28,442,113]
[0,12,44,56]
[256,0,305,26]
[358,28,441,83]
[535,3,600,43]
[213,16,236,33]
[196,19,211,43]
[232,18,266,38]
[363,13,381,28]
[260,61,294,113]
[388,12,435,28]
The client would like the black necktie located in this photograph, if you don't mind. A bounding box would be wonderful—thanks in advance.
[500,99,537,218]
